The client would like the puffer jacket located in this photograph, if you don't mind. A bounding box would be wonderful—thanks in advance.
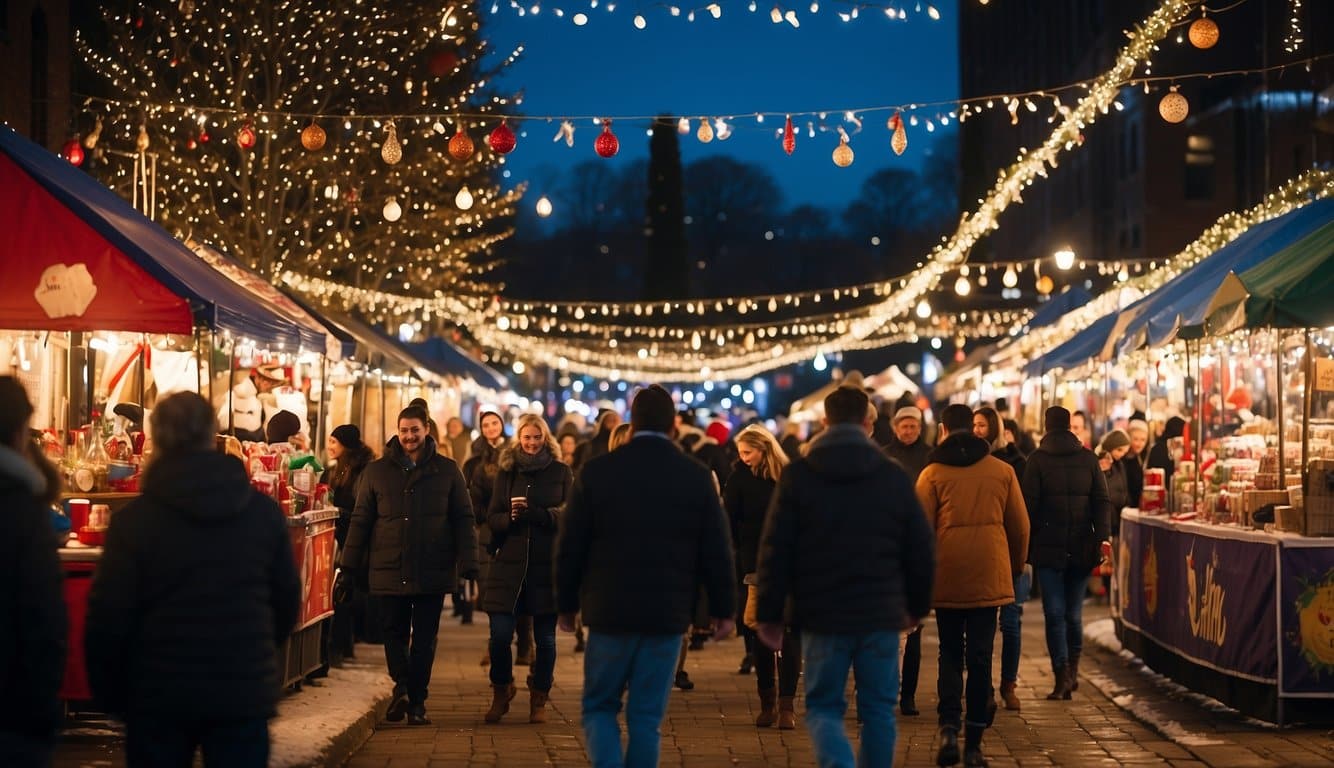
[916,432,1030,609]
[85,450,300,720]
[465,436,508,555]
[343,436,479,595]
[481,448,572,615]
[1022,430,1111,571]
[756,424,935,633]
[882,434,931,481]
[723,461,776,575]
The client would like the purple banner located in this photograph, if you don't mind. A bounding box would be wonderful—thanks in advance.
[1119,515,1277,683]
[1279,545,1334,694]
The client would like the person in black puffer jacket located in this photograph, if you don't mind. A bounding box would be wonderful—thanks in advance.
[724,425,799,730]
[343,404,479,725]
[321,424,376,663]
[480,414,573,725]
[86,392,301,763]
[1020,407,1110,703]
[0,377,66,766]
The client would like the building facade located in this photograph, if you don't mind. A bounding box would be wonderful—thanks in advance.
[0,0,72,149]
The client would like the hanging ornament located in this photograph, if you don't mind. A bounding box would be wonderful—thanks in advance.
[301,121,326,152]
[677,117,691,135]
[1002,265,1018,288]
[185,135,197,151]
[62,135,85,166]
[1036,274,1054,295]
[237,121,256,149]
[83,115,103,149]
[1158,87,1189,124]
[535,195,553,218]
[381,122,402,164]
[782,115,796,155]
[889,111,908,156]
[455,185,475,210]
[832,128,854,167]
[954,276,971,296]
[448,125,474,160]
[428,49,459,77]
[594,119,619,158]
[697,118,714,143]
[1188,14,1219,49]
[178,0,195,18]
[134,123,150,153]
[488,120,517,155]
[382,196,402,222]
[553,120,576,148]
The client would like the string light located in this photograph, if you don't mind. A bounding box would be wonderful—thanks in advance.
[1283,0,1303,53]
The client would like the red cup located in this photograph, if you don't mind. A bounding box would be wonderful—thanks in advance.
[68,498,91,531]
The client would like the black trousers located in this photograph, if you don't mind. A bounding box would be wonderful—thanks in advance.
[125,716,268,767]
[901,624,922,702]
[935,606,998,731]
[381,593,446,706]
[754,626,802,697]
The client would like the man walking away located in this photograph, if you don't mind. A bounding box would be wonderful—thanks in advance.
[756,387,935,768]
[1022,407,1110,702]
[556,385,736,768]
[86,392,300,765]
[343,404,479,726]
[916,404,1030,767]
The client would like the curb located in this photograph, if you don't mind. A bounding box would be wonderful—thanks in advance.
[320,691,391,768]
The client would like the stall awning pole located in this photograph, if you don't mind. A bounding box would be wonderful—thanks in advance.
[1303,329,1313,494]
[1275,328,1285,484]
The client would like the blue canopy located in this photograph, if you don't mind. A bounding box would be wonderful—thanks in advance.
[1115,199,1334,356]
[0,124,320,349]
[407,337,508,391]
[1024,312,1119,377]
[1026,285,1093,330]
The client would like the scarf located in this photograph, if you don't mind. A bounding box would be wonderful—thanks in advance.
[512,445,554,474]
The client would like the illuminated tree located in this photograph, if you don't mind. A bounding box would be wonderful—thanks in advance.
[78,0,521,318]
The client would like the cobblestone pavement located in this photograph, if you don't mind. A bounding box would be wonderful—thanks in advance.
[346,602,1334,767]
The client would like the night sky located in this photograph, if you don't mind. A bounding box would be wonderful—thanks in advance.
[484,0,960,213]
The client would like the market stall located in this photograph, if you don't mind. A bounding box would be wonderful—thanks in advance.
[0,123,343,701]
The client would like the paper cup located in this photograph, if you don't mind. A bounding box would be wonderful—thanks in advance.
[68,498,90,531]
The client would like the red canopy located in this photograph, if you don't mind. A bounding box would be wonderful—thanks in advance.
[0,151,192,334]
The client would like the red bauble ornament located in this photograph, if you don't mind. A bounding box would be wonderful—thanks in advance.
[198,130,210,143]
[428,50,459,78]
[488,120,517,155]
[185,136,198,150]
[237,122,256,149]
[594,120,618,158]
[62,136,85,166]
[782,115,795,156]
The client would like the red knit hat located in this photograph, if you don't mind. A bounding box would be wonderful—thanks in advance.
[706,419,731,444]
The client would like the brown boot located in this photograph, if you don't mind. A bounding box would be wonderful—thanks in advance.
[1046,664,1071,701]
[1000,680,1020,711]
[755,688,777,728]
[1068,653,1080,692]
[777,696,797,730]
[485,682,517,723]
[528,687,549,724]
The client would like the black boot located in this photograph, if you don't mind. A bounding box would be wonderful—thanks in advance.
[1068,652,1081,692]
[963,725,987,767]
[738,652,754,675]
[936,725,960,766]
[1046,663,1071,701]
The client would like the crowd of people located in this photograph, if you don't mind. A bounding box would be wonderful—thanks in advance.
[3,370,1141,768]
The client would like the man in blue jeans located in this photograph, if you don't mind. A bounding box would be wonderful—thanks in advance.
[756,387,936,768]
[556,385,736,768]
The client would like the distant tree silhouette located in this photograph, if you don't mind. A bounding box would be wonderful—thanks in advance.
[642,116,690,299]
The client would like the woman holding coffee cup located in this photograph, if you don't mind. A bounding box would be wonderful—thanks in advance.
[481,413,573,725]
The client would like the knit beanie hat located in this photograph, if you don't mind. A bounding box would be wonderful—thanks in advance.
[266,409,302,444]
[331,424,363,450]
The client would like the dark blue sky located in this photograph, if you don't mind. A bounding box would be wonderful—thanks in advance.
[484,0,960,212]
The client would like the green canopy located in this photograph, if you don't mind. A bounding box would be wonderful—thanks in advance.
[1205,217,1334,334]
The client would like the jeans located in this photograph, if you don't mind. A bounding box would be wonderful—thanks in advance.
[802,630,899,768]
[124,716,268,767]
[935,607,998,731]
[754,626,802,697]
[381,593,445,706]
[489,612,558,692]
[999,566,1033,683]
[900,626,922,703]
[582,632,682,768]
[1036,565,1091,667]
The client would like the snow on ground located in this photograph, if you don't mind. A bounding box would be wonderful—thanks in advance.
[1083,618,1275,747]
[268,653,392,768]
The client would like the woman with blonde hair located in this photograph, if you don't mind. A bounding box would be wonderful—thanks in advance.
[724,425,800,728]
[481,413,573,724]
[607,422,633,452]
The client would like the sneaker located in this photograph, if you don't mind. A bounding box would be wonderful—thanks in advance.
[737,653,754,675]
[385,687,410,723]
[674,670,695,691]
